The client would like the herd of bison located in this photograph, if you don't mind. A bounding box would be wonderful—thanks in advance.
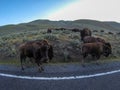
[19,28,112,72]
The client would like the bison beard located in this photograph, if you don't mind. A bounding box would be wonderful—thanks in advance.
[19,40,53,72]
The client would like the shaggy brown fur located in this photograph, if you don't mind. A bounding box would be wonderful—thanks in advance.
[19,40,53,72]
[80,28,92,41]
[83,36,106,43]
[81,42,112,64]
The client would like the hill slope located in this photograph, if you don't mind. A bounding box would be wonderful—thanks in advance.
[0,19,120,62]
[0,19,120,36]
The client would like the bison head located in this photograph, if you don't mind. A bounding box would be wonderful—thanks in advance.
[103,42,112,57]
[80,28,92,41]
[40,45,49,62]
[40,40,54,63]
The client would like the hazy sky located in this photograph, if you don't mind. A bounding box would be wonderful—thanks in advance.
[0,0,120,26]
[48,0,120,22]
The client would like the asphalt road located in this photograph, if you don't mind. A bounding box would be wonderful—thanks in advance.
[0,61,120,90]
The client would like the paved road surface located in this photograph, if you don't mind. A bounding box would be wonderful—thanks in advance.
[0,61,120,90]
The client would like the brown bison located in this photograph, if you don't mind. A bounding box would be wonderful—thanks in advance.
[19,40,54,72]
[81,42,112,64]
[80,28,92,41]
[83,36,106,43]
[93,30,98,32]
[47,28,52,33]
[108,32,114,35]
[72,28,80,32]
[55,28,66,31]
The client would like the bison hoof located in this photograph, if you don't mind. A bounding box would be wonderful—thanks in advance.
[41,67,44,71]
[44,60,49,63]
[21,68,24,71]
[38,69,42,73]
[38,68,44,73]
[46,60,49,63]
[82,64,86,67]
[96,62,100,65]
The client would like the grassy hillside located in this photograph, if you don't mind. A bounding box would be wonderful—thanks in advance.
[0,19,120,36]
[73,19,120,31]
[103,21,120,30]
[0,19,120,64]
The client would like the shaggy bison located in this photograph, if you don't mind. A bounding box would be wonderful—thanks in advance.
[19,40,53,72]
[83,36,106,43]
[80,28,92,41]
[71,28,80,32]
[81,42,112,64]
[47,28,52,33]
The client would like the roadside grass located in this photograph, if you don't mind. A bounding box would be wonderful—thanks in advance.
[0,56,120,67]
[0,59,20,66]
[0,28,119,66]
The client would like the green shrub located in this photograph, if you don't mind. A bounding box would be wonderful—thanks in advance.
[69,39,80,48]
[43,34,58,41]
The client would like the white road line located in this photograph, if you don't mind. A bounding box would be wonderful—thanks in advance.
[0,69,120,80]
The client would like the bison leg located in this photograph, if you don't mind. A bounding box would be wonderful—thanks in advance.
[91,54,95,60]
[20,54,26,71]
[96,54,100,59]
[82,60,85,67]
[36,60,44,73]
[36,62,41,72]
[81,54,87,67]
[39,62,44,71]
[95,54,101,65]
[96,60,100,65]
